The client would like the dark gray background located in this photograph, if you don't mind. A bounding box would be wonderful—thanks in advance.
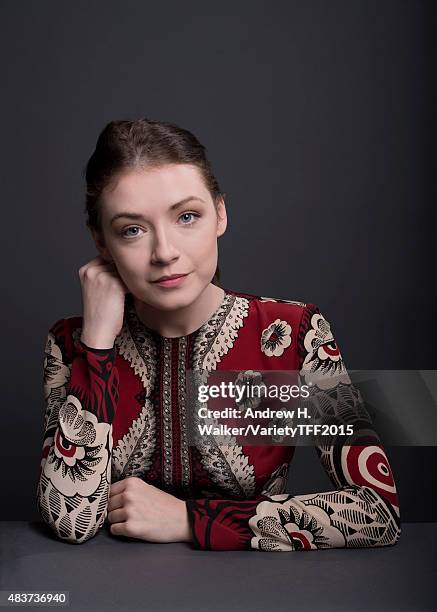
[0,0,435,521]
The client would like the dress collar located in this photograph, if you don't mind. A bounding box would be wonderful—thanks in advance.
[123,287,235,343]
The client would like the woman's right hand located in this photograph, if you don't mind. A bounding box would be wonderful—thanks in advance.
[78,255,130,349]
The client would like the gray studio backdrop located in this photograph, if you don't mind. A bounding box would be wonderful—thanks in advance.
[1,0,434,522]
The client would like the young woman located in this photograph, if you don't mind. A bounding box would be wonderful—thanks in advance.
[36,118,401,550]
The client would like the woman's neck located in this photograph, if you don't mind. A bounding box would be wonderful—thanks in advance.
[133,283,225,338]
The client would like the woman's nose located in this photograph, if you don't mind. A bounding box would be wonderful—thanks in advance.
[150,228,180,264]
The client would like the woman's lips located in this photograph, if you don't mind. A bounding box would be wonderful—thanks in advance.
[152,273,190,287]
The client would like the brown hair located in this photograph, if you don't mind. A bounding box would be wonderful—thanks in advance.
[83,118,225,286]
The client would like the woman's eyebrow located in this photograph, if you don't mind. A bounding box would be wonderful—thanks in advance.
[110,196,205,225]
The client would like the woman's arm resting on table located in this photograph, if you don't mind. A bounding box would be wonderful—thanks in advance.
[185,304,401,551]
[36,318,119,544]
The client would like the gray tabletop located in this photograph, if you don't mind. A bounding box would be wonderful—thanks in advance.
[0,522,436,612]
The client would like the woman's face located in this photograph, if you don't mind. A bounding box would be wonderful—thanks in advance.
[93,163,227,311]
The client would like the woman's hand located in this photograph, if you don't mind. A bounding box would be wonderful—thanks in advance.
[78,255,130,349]
[107,476,193,543]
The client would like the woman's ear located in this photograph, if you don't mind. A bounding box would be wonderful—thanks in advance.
[89,226,113,263]
[216,197,227,237]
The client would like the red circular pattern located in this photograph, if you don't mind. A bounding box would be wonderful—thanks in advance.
[55,429,76,457]
[345,443,399,508]
[289,531,312,550]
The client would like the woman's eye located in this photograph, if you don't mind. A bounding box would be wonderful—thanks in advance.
[121,213,200,239]
[179,212,200,225]
[121,226,143,238]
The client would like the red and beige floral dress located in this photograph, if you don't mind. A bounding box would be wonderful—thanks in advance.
[36,287,401,550]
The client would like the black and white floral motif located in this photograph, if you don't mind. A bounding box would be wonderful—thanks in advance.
[261,319,292,357]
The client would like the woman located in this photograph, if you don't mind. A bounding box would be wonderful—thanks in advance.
[36,118,401,550]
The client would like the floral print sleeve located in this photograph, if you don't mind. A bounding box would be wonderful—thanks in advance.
[36,318,119,544]
[185,303,401,551]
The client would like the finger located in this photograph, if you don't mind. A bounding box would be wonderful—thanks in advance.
[79,256,112,276]
[107,508,127,524]
[109,479,126,497]
[107,492,124,512]
[109,522,127,537]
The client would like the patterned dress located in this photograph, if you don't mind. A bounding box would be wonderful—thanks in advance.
[36,287,401,550]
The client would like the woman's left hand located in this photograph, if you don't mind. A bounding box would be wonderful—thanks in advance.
[107,476,193,543]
